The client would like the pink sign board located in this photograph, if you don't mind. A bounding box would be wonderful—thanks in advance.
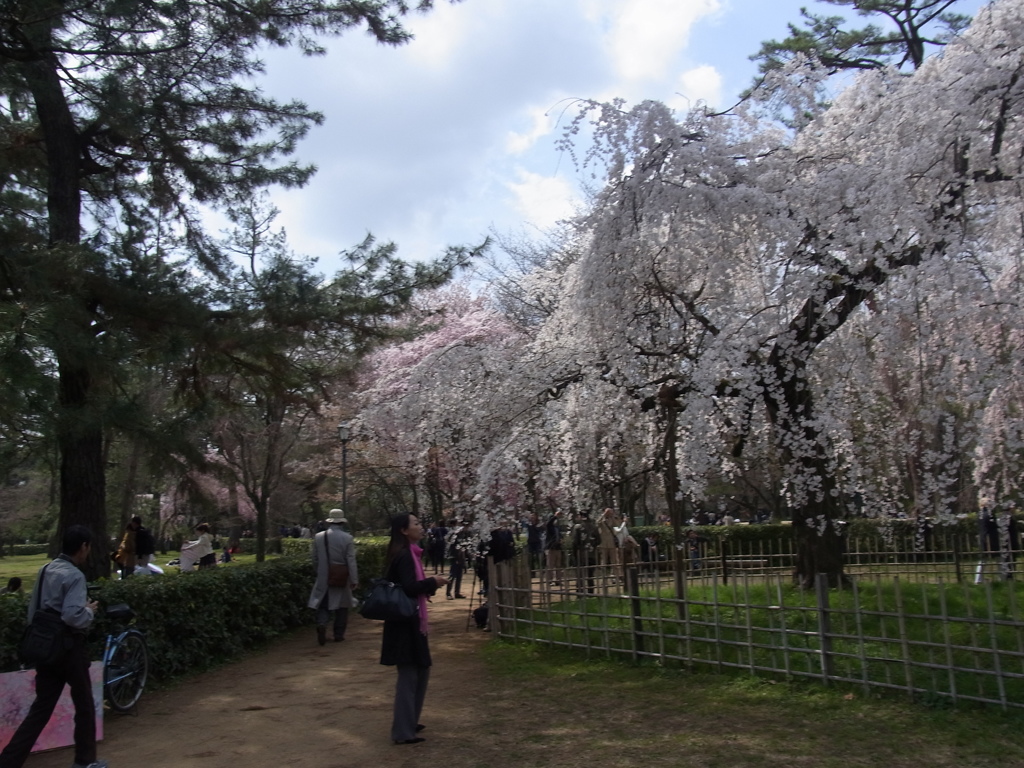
[0,662,104,753]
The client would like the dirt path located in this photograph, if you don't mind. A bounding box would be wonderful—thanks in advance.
[22,596,497,768]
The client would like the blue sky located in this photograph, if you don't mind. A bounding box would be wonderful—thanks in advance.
[255,0,988,275]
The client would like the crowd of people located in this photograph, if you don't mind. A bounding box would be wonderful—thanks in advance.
[4,504,660,760]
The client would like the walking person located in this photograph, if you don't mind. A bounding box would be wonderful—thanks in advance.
[307,511,358,645]
[0,525,107,768]
[571,511,598,593]
[597,508,621,569]
[445,520,469,600]
[112,521,136,579]
[132,516,156,569]
[525,512,544,574]
[544,510,564,586]
[380,513,447,745]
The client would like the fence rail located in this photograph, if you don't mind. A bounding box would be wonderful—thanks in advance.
[489,544,1024,710]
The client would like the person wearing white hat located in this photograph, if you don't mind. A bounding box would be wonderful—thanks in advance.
[307,511,358,645]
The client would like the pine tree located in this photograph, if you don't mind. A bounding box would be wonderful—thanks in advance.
[0,0,466,576]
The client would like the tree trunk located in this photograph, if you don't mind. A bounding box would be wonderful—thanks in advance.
[792,505,847,589]
[763,350,846,588]
[22,11,109,578]
[255,496,267,562]
[57,360,108,579]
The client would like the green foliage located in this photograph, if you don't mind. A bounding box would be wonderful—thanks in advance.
[233,537,282,556]
[93,558,315,682]
[0,0,476,577]
[280,537,312,557]
[0,592,29,672]
[514,578,1024,708]
[5,544,49,556]
[0,558,314,678]
[750,0,973,76]
[355,538,388,582]
[0,539,391,678]
[481,641,1024,767]
[630,516,985,548]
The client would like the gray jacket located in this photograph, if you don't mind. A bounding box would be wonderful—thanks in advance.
[29,554,93,631]
[307,525,359,610]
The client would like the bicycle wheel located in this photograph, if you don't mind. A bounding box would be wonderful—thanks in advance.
[104,630,148,713]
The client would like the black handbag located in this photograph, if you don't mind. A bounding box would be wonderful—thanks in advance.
[359,578,418,622]
[18,564,70,668]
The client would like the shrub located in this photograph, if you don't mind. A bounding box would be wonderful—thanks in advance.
[0,558,313,681]
[6,544,49,556]
[0,592,30,672]
[0,538,393,682]
[281,537,312,557]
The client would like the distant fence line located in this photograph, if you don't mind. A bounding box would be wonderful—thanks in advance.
[489,535,1024,710]
[612,527,1020,585]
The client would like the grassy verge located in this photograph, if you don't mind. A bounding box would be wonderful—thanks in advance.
[480,639,1024,768]
[0,552,283,592]
[507,579,1024,707]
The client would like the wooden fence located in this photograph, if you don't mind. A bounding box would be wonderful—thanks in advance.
[488,540,1024,710]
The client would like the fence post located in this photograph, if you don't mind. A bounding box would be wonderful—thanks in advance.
[628,566,644,661]
[815,573,834,684]
[953,536,962,584]
[488,555,500,636]
[720,539,729,586]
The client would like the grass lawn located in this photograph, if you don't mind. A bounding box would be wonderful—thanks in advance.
[0,551,277,592]
[482,639,1024,768]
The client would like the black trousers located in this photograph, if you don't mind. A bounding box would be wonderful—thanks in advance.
[0,635,96,768]
[446,561,463,597]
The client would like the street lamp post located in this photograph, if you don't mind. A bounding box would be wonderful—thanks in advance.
[338,422,350,514]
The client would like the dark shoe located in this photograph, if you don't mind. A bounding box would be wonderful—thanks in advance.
[316,625,326,646]
[416,724,426,732]
[455,594,466,599]
[394,737,426,745]
[334,636,345,642]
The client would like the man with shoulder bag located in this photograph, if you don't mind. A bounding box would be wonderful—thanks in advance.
[1,525,108,768]
[307,511,359,646]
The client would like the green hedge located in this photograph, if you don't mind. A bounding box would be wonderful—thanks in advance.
[0,538,389,683]
[0,557,315,680]
[281,537,312,557]
[629,516,987,546]
[0,593,30,672]
[3,544,49,557]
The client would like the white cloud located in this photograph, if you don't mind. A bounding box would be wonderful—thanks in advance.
[599,0,722,83]
[506,105,556,155]
[506,169,578,230]
[668,65,724,111]
[403,1,474,71]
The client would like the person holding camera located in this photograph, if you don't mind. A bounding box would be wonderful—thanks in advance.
[380,514,447,745]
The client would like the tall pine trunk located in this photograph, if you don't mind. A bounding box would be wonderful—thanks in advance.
[22,12,109,577]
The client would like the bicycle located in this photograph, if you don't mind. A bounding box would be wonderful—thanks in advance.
[100,603,148,713]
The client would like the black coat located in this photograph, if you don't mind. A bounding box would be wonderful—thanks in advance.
[379,548,438,667]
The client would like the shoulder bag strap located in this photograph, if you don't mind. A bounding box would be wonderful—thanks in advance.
[33,562,50,616]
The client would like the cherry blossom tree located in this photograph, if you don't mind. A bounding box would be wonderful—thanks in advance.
[544,0,1024,585]
[358,284,528,521]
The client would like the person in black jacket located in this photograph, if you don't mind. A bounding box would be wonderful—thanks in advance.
[380,514,448,745]
[132,515,156,568]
